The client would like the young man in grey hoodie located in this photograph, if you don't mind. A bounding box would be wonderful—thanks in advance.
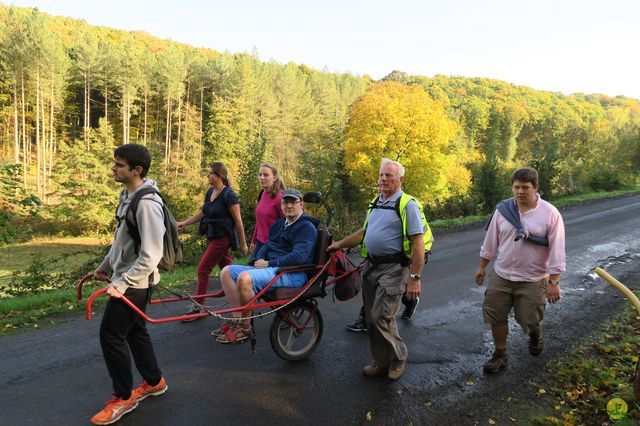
[91,144,167,425]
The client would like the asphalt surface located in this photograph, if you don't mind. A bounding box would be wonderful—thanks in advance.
[1,193,640,425]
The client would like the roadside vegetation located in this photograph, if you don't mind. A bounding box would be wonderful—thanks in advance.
[532,304,640,425]
[0,231,249,336]
[0,260,204,336]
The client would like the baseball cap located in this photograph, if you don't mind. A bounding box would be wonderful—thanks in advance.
[282,188,303,201]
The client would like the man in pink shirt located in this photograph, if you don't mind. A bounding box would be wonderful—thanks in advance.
[475,167,565,373]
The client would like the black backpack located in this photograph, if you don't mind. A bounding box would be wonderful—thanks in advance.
[122,187,183,272]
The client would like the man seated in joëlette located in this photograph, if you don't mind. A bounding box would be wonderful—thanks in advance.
[214,188,318,344]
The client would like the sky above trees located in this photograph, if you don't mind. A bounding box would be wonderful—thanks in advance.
[6,0,640,99]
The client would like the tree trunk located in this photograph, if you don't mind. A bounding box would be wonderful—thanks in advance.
[88,69,91,137]
[154,101,160,143]
[21,70,27,189]
[568,174,574,193]
[36,71,42,195]
[199,84,204,168]
[13,81,19,169]
[122,88,127,145]
[104,81,108,122]
[126,89,130,144]
[164,89,172,170]
[41,78,47,198]
[84,71,88,141]
[143,87,147,145]
[127,89,131,144]
[176,97,182,162]
[48,75,55,201]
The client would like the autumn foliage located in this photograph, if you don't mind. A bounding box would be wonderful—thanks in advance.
[344,81,471,207]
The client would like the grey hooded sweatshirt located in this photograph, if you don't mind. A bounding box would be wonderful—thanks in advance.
[98,179,165,294]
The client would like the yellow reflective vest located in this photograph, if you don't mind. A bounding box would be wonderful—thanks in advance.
[360,192,433,260]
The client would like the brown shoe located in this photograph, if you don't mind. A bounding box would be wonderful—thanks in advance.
[363,362,388,377]
[388,362,405,381]
[529,331,544,356]
[483,352,508,373]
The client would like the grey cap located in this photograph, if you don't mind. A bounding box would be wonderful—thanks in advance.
[282,188,303,201]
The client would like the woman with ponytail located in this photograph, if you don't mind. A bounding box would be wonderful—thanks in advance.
[177,162,248,318]
[249,163,286,263]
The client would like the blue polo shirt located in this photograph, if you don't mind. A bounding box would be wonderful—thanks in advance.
[364,190,423,256]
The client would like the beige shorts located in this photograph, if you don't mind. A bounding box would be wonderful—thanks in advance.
[482,270,547,330]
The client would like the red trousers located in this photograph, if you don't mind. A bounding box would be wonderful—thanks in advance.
[197,236,232,295]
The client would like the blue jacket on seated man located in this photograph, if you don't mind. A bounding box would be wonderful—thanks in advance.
[256,212,319,268]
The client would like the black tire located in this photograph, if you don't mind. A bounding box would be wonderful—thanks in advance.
[269,301,323,361]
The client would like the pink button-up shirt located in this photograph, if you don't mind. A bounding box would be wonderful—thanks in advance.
[480,195,566,282]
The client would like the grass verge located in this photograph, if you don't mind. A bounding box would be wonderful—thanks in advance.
[431,214,489,229]
[0,236,106,287]
[0,265,202,336]
[552,187,640,208]
[531,304,640,425]
[430,186,640,230]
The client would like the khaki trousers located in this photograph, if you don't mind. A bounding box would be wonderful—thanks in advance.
[482,270,547,334]
[362,261,409,365]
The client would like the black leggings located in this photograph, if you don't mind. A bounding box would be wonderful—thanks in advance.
[99,287,162,399]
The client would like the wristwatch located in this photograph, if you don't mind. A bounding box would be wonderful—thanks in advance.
[410,273,421,281]
[548,279,560,286]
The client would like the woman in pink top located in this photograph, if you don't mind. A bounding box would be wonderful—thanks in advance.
[249,163,286,263]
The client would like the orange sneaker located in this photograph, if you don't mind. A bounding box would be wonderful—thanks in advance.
[133,377,168,402]
[90,395,138,425]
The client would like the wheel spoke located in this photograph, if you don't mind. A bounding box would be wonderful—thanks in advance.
[284,325,296,350]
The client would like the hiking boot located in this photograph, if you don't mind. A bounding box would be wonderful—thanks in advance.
[401,296,420,320]
[483,352,508,373]
[529,331,544,356]
[388,362,406,381]
[90,395,139,425]
[133,377,168,402]
[181,305,205,323]
[346,317,367,332]
[363,362,388,377]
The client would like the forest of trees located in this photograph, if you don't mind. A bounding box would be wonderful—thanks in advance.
[0,5,639,245]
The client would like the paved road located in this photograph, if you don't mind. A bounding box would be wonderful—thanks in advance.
[1,194,640,425]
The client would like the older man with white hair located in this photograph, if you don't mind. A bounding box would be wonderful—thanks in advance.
[328,158,429,381]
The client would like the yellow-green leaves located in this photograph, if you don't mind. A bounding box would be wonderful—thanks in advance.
[344,81,471,207]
